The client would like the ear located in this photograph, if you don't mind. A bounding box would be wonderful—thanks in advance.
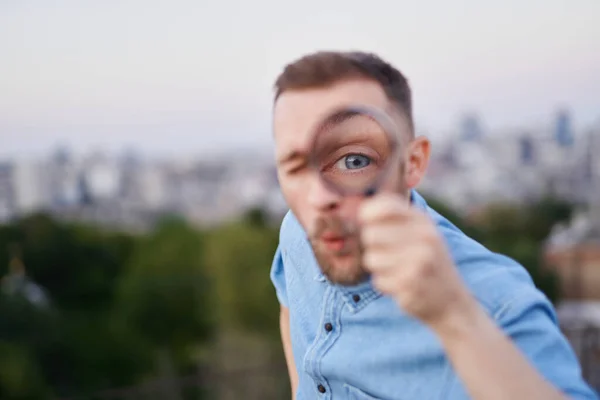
[405,136,431,189]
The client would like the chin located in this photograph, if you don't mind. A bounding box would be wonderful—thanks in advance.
[326,269,369,286]
[320,253,368,286]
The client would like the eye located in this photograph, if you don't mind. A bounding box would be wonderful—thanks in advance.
[335,154,372,170]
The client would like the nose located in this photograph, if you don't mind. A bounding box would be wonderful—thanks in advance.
[307,176,341,212]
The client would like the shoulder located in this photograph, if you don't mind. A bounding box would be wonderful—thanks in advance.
[421,196,543,320]
[422,195,596,398]
[270,210,307,308]
[279,210,306,249]
[277,210,321,277]
[279,210,320,269]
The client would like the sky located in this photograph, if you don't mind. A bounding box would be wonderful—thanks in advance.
[1,0,599,159]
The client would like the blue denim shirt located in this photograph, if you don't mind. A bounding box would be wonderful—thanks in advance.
[270,191,598,399]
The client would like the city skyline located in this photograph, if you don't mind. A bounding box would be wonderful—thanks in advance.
[0,108,591,163]
[2,0,599,158]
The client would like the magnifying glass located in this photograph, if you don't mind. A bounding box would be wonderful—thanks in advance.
[308,105,401,198]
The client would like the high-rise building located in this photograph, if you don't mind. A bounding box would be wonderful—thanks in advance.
[460,113,483,142]
[555,109,574,148]
[12,161,44,215]
[0,162,15,222]
[519,134,535,166]
[582,128,600,206]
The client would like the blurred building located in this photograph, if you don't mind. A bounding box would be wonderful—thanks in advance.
[544,210,600,301]
[544,205,600,391]
[555,108,574,148]
[421,115,598,214]
[12,160,45,215]
[544,124,600,304]
[0,114,597,232]
[1,254,49,308]
[460,113,484,142]
[0,162,16,223]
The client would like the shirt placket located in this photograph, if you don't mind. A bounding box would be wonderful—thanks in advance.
[302,285,343,399]
[336,282,382,313]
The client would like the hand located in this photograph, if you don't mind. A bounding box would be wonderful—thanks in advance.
[358,193,477,330]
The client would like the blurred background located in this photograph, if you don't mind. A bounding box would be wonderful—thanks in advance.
[1,0,599,398]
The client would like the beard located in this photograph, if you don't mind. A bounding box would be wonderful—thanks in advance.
[307,215,368,286]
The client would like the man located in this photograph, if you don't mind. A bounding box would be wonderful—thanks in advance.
[269,50,597,399]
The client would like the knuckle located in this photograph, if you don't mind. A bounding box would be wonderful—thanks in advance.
[362,250,377,268]
[360,226,376,245]
[372,275,390,293]
[359,228,369,245]
[358,203,374,222]
[411,244,431,263]
[414,265,429,281]
[419,225,438,244]
[402,263,420,281]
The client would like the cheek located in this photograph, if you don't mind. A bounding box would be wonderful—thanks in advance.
[380,164,406,193]
[278,173,313,227]
[278,172,302,205]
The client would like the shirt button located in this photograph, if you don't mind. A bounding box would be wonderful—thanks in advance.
[324,322,333,332]
[318,384,326,393]
[353,294,361,302]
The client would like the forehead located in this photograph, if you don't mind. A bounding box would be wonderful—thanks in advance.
[272,79,394,160]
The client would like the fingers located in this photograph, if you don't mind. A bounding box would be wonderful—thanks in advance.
[358,193,428,226]
[362,248,398,271]
[363,245,431,274]
[364,245,435,297]
[358,193,441,296]
[360,222,420,249]
[358,193,411,224]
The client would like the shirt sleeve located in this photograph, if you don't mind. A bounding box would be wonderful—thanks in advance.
[269,245,289,308]
[446,287,598,399]
[496,288,598,399]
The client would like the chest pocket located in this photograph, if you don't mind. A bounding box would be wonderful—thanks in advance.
[344,384,384,400]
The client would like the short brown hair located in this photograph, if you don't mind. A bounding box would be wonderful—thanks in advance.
[274,51,413,131]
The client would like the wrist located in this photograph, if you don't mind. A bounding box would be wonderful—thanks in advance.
[429,294,490,343]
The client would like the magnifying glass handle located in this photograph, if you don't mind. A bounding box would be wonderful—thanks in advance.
[364,187,376,197]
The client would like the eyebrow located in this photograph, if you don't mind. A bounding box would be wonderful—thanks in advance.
[322,109,362,129]
[276,111,370,166]
[277,150,307,165]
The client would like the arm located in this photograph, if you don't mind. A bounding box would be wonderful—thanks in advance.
[269,242,298,399]
[432,291,597,400]
[357,195,596,399]
[280,305,299,399]
[434,302,566,400]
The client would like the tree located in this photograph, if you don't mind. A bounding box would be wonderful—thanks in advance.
[116,217,215,381]
[204,221,280,338]
[202,219,288,400]
[0,292,56,399]
[474,198,572,304]
[0,214,153,398]
[421,195,485,240]
[6,213,136,314]
[0,340,50,400]
[422,194,569,304]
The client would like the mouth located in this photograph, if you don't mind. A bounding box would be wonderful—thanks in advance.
[320,232,351,252]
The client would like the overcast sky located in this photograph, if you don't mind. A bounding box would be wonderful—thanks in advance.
[1,0,599,159]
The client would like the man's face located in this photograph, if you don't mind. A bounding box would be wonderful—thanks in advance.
[273,78,421,286]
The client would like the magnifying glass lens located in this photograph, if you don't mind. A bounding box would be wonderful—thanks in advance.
[310,106,399,197]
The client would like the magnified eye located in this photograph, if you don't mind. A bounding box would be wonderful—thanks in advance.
[335,154,372,170]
